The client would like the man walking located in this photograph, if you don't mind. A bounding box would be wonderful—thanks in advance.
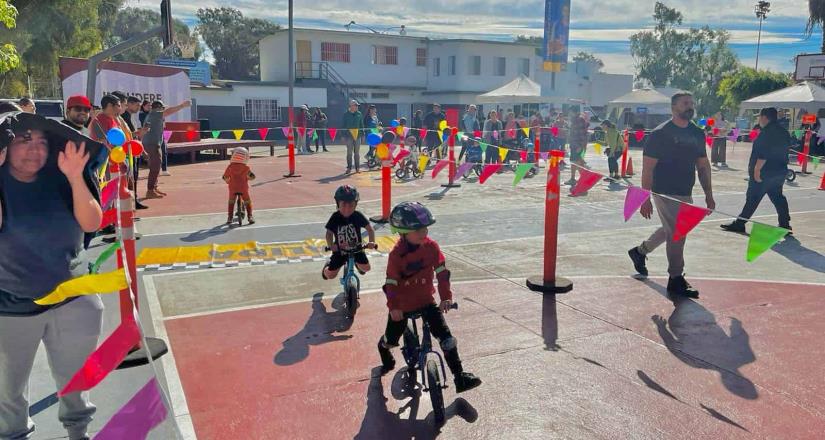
[341,100,364,174]
[721,107,793,234]
[628,92,715,298]
[566,110,588,186]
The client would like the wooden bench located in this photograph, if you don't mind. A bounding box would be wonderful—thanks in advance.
[166,139,278,162]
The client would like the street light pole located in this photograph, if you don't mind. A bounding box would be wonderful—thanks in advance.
[754,1,770,70]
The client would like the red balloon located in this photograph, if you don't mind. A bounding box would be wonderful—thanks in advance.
[451,127,459,136]
[123,140,143,156]
[706,118,715,127]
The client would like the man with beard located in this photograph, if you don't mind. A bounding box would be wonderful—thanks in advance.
[627,92,715,298]
[62,95,92,136]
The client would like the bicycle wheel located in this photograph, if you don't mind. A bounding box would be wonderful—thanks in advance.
[411,164,422,179]
[235,198,244,226]
[426,358,446,425]
[345,284,358,319]
[786,169,796,182]
[396,166,407,179]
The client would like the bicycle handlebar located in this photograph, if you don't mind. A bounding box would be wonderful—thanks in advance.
[324,244,375,253]
[406,302,458,319]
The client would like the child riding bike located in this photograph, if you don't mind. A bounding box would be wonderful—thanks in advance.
[322,185,377,280]
[377,201,482,393]
[222,147,256,224]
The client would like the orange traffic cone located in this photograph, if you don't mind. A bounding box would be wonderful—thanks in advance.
[626,156,635,176]
[819,172,825,191]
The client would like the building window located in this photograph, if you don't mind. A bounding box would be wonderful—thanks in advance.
[371,92,390,99]
[448,56,456,76]
[372,45,398,65]
[243,99,280,122]
[417,48,427,66]
[468,55,481,75]
[519,58,530,76]
[493,57,506,76]
[321,42,350,63]
[351,92,368,99]
[433,58,440,77]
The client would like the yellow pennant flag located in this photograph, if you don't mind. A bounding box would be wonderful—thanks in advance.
[499,147,508,162]
[522,127,530,137]
[349,129,359,140]
[233,129,244,140]
[34,268,127,306]
[418,155,430,173]
[594,143,602,155]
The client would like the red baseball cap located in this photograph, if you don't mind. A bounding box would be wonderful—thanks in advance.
[66,95,92,109]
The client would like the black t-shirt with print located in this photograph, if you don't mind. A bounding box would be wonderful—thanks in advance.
[643,120,707,196]
[325,211,369,250]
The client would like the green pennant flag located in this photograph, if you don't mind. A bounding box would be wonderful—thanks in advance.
[746,223,789,262]
[512,163,533,187]
[456,131,464,142]
[372,128,380,134]
[480,143,488,154]
[794,129,804,139]
[211,130,220,139]
[312,130,318,140]
[814,156,820,169]
[91,241,121,274]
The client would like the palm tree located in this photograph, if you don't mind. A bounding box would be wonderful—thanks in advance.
[807,0,825,53]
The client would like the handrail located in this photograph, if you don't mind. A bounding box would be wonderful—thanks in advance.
[293,61,361,103]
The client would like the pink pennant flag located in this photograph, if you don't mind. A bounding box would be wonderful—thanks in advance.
[392,149,410,166]
[431,159,449,178]
[99,209,118,229]
[59,320,140,396]
[328,128,337,141]
[258,127,269,140]
[297,127,306,138]
[673,203,710,242]
[729,128,740,140]
[456,161,475,177]
[479,163,503,184]
[403,127,410,138]
[519,150,527,162]
[94,378,168,440]
[550,126,559,137]
[540,151,550,160]
[388,144,398,156]
[634,130,645,142]
[100,179,118,208]
[623,186,651,221]
[571,168,602,196]
[281,127,290,138]
[705,135,713,147]
[162,130,172,144]
[419,128,427,138]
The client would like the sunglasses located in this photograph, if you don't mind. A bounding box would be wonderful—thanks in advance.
[70,106,91,113]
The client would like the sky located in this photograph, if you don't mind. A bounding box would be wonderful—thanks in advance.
[127,0,819,76]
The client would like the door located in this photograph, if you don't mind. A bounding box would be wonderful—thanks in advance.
[296,40,312,78]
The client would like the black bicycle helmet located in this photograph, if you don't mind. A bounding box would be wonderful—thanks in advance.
[334,185,360,204]
[390,201,436,234]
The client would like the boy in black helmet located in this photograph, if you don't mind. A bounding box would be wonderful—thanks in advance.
[322,185,377,280]
[378,201,482,393]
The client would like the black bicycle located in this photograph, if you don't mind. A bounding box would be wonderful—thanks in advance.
[232,192,246,226]
[401,302,459,425]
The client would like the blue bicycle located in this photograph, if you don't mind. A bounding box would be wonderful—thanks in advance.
[326,244,370,320]
[401,302,459,425]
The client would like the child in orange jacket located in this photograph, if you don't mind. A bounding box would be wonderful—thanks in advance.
[223,147,256,224]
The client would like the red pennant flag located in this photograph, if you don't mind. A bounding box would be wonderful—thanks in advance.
[431,159,449,178]
[551,126,559,137]
[571,169,602,196]
[749,129,760,141]
[705,136,713,147]
[328,128,337,141]
[479,164,502,184]
[419,128,427,138]
[508,128,516,139]
[258,127,269,140]
[59,320,141,396]
[673,203,710,242]
[797,153,804,166]
[473,130,481,138]
[297,127,306,138]
[392,149,410,166]
[519,150,527,162]
[185,129,197,142]
[100,179,118,208]
[712,127,719,136]
[634,130,645,142]
[99,209,118,229]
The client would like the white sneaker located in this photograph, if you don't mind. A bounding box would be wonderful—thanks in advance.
[161,170,171,176]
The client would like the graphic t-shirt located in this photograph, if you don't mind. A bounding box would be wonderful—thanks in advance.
[325,211,369,251]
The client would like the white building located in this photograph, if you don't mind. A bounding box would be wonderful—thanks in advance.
[192,27,632,131]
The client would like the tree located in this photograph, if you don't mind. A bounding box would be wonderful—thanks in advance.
[514,35,542,45]
[196,7,280,80]
[0,0,19,74]
[107,7,201,64]
[630,2,740,115]
[572,51,604,70]
[718,67,792,114]
[806,0,825,53]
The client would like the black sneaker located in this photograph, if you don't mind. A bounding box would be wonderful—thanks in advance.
[779,224,793,235]
[135,201,148,210]
[100,225,116,235]
[667,275,699,298]
[628,247,648,277]
[720,221,746,234]
[377,341,395,374]
[454,372,482,393]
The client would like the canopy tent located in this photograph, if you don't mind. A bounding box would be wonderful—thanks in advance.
[606,87,687,129]
[476,75,544,104]
[739,81,825,114]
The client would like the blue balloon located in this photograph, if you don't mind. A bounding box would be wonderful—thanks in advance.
[442,131,449,141]
[367,132,382,145]
[390,119,399,128]
[698,118,707,126]
[106,128,126,146]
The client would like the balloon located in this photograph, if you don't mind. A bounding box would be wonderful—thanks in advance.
[442,131,449,141]
[395,126,404,135]
[451,127,459,136]
[381,131,396,144]
[376,143,389,160]
[698,118,707,127]
[390,119,399,128]
[123,140,143,156]
[367,132,382,145]
[706,118,715,127]
[439,120,447,131]
[106,128,126,146]
[110,147,126,164]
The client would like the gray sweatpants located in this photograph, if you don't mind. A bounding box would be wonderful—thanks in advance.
[0,295,103,440]
[346,136,361,170]
[639,194,693,277]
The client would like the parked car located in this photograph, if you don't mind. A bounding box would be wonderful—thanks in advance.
[0,98,64,121]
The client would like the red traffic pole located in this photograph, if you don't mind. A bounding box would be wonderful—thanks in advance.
[442,127,461,188]
[620,129,630,178]
[526,149,572,294]
[802,129,812,174]
[284,107,301,177]
[370,158,392,223]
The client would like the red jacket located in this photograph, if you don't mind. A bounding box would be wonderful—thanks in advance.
[383,237,452,312]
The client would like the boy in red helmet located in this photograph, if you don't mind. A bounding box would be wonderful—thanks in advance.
[222,147,256,224]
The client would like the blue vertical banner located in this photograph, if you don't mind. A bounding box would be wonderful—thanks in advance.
[543,0,571,72]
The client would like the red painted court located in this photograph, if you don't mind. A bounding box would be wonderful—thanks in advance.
[164,277,825,439]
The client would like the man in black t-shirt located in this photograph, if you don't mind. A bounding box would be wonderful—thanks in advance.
[627,92,715,298]
[721,107,792,234]
[423,103,446,152]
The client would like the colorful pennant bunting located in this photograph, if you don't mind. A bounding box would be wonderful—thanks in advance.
[417,155,430,174]
[551,126,559,138]
[594,143,602,155]
[297,127,306,138]
[162,130,172,144]
[91,242,121,274]
[746,223,789,262]
[431,159,449,178]
[456,162,475,177]
[623,186,650,221]
[498,147,508,162]
[328,128,337,141]
[59,320,140,396]
[258,128,269,140]
[673,203,710,241]
[512,164,533,186]
[232,129,244,141]
[349,129,359,140]
[571,169,601,196]
[99,209,118,229]
[100,179,118,208]
[185,129,197,142]
[35,268,128,306]
[392,149,410,166]
[94,378,168,440]
[211,130,220,139]
[479,164,502,184]
[519,150,527,162]
[283,127,291,138]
